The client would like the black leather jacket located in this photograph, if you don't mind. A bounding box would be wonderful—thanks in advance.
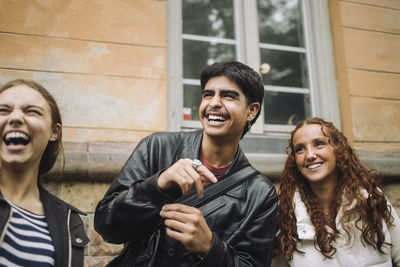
[0,185,89,267]
[95,130,278,267]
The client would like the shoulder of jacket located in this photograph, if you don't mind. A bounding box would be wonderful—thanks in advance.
[252,171,275,188]
[247,172,277,199]
[148,130,201,140]
[142,130,202,147]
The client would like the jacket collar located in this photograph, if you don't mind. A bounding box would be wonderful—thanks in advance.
[294,191,316,240]
[294,190,339,240]
[186,130,249,174]
[183,130,250,199]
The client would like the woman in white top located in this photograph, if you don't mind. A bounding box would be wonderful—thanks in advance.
[273,117,400,267]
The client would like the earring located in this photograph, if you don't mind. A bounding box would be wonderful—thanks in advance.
[247,121,252,131]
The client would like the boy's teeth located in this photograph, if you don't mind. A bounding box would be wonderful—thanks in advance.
[209,115,224,121]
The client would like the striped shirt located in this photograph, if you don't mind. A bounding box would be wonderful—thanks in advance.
[0,201,55,267]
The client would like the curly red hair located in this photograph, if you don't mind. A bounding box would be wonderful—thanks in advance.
[274,117,393,260]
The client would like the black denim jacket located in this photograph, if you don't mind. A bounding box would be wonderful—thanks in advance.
[0,185,89,267]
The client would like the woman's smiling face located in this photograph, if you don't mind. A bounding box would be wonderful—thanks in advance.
[0,85,59,170]
[292,124,338,186]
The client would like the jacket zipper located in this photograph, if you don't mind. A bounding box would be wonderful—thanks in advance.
[67,209,72,267]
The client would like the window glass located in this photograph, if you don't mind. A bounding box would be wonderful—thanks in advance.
[182,0,235,39]
[264,91,311,125]
[258,0,304,47]
[260,48,308,88]
[182,0,237,123]
[257,0,311,126]
[183,84,202,121]
[183,40,236,80]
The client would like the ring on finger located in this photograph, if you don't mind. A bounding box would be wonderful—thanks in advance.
[192,159,202,171]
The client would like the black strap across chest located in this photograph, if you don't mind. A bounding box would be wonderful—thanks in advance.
[176,165,259,208]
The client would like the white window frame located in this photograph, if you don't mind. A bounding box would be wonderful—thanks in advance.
[167,0,340,135]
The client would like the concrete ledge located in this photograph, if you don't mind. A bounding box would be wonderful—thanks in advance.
[246,153,286,181]
[357,150,400,182]
[42,142,400,183]
[42,142,135,182]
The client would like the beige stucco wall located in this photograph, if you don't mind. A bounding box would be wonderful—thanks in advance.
[0,0,167,265]
[329,0,400,151]
[0,0,167,143]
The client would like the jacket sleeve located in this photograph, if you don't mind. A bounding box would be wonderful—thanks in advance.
[195,180,278,267]
[94,137,174,244]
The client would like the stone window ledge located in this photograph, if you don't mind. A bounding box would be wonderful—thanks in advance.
[42,142,400,182]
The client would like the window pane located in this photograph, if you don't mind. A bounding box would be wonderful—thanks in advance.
[260,48,308,88]
[183,39,236,79]
[257,0,304,47]
[183,84,202,121]
[264,91,311,125]
[182,0,235,39]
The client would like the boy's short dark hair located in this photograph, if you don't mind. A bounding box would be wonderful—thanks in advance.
[200,61,264,137]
